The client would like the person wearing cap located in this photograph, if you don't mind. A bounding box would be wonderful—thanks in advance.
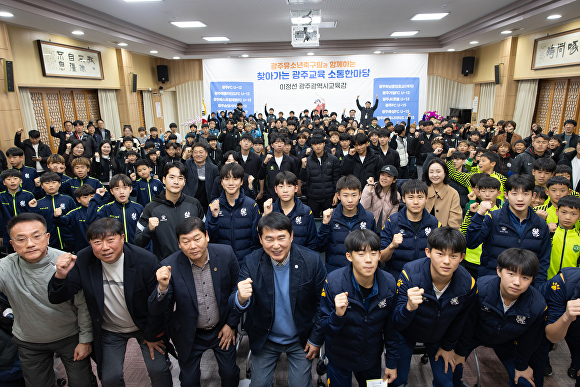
[361,165,401,229]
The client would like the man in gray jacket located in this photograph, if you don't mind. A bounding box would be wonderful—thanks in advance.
[0,213,93,387]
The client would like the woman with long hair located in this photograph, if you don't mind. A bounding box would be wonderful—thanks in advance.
[361,165,400,229]
[422,158,463,228]
[91,140,119,188]
[64,139,85,177]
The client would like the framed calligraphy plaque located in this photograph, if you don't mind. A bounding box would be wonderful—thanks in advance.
[532,28,580,70]
[36,40,104,79]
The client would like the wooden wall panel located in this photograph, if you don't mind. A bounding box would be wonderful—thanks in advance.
[154,58,203,90]
[473,42,502,84]
[534,78,580,133]
[427,51,476,84]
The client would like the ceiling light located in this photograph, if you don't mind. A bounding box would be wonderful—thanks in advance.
[411,13,448,20]
[391,31,418,37]
[124,0,163,2]
[307,52,314,56]
[203,36,229,42]
[291,16,322,24]
[241,54,249,57]
[173,56,180,59]
[501,30,512,34]
[0,11,14,17]
[318,21,336,28]
[171,21,206,28]
[374,51,381,54]
[447,48,455,51]
[150,50,158,54]
[470,41,479,44]
[72,30,84,35]
[547,14,562,19]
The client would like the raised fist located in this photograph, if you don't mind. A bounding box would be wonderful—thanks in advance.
[348,148,356,156]
[477,200,493,216]
[322,208,333,224]
[210,200,220,218]
[54,207,63,217]
[16,128,23,135]
[66,143,72,150]
[248,175,255,189]
[302,158,307,168]
[305,148,312,156]
[406,287,424,311]
[148,217,159,232]
[55,253,77,280]
[28,199,37,208]
[130,173,136,181]
[335,292,349,317]
[536,209,548,220]
[34,177,41,187]
[237,278,253,305]
[156,266,172,292]
[367,177,375,186]
[94,152,99,159]
[263,198,273,215]
[264,154,273,164]
[391,233,403,248]
[469,202,479,213]
[65,133,71,141]
[96,187,107,197]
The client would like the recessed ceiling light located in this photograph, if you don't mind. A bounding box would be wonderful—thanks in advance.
[374,51,381,54]
[241,54,249,58]
[203,37,229,42]
[391,31,419,37]
[447,48,455,51]
[0,11,14,17]
[318,21,336,28]
[501,30,512,34]
[72,30,84,35]
[171,21,206,28]
[411,13,448,20]
[173,56,180,59]
[470,41,479,44]
[307,52,314,56]
[291,16,322,24]
[547,14,562,19]
[150,50,158,54]
[118,42,128,46]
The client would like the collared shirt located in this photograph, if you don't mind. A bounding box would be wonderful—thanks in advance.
[508,205,531,237]
[196,162,206,181]
[191,251,220,329]
[271,253,290,267]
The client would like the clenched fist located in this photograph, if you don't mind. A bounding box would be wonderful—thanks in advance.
[406,287,424,311]
[248,175,255,189]
[54,207,62,217]
[16,128,23,135]
[149,217,159,232]
[34,177,41,187]
[335,292,349,317]
[130,173,137,181]
[210,200,220,218]
[322,208,333,225]
[55,253,77,280]
[28,199,37,208]
[263,198,273,215]
[237,278,253,305]
[302,157,307,168]
[264,154,273,164]
[477,201,493,216]
[390,233,403,249]
[156,266,172,292]
[96,187,107,197]
[348,148,356,156]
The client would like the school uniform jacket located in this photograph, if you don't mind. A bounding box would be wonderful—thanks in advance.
[131,177,164,207]
[299,151,341,202]
[259,154,299,199]
[272,197,317,251]
[29,193,76,251]
[87,192,143,244]
[61,176,103,206]
[0,189,35,244]
[320,265,398,371]
[53,205,91,253]
[545,267,580,339]
[182,158,219,201]
[393,258,477,349]
[340,152,381,187]
[455,275,547,372]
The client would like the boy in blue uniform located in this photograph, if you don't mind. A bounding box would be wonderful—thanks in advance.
[466,174,551,287]
[46,154,71,190]
[317,175,376,273]
[60,157,104,206]
[53,185,96,253]
[130,159,164,207]
[28,172,76,252]
[392,227,477,387]
[453,248,548,387]
[4,147,39,196]
[0,169,36,249]
[380,179,440,279]
[320,229,398,386]
[263,171,317,250]
[87,174,143,244]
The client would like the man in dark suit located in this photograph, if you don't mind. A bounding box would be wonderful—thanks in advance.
[182,142,219,213]
[50,120,75,155]
[149,217,241,387]
[230,212,326,387]
[96,119,112,142]
[48,218,172,387]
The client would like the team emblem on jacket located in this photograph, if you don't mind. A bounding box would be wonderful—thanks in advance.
[24,173,29,179]
[19,201,25,207]
[450,297,459,305]
[295,216,302,225]
[516,316,527,324]
[360,222,367,230]
[161,215,167,221]
[153,186,158,192]
[507,163,512,167]
[334,223,340,229]
[60,203,66,209]
[184,211,190,218]
[500,226,508,234]
[573,245,580,253]
[425,227,431,236]
[532,228,540,238]
[241,208,247,217]
[378,299,387,308]
[131,212,137,220]
[481,305,490,312]
[399,229,405,235]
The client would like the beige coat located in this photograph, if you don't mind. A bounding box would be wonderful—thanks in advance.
[361,185,401,228]
[491,132,523,147]
[425,184,462,229]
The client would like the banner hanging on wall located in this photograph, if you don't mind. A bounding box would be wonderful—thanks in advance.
[203,54,428,124]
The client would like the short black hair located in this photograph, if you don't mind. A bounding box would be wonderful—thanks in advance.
[241,133,254,142]
[427,226,466,254]
[514,139,526,147]
[168,134,178,141]
[393,124,406,135]
[150,126,158,132]
[423,159,450,186]
[481,152,500,169]
[505,174,535,193]
[275,171,298,186]
[258,212,292,237]
[353,133,368,145]
[336,175,361,193]
[557,195,580,211]
[0,169,21,180]
[253,137,264,145]
[192,142,208,152]
[175,217,206,239]
[126,150,138,157]
[555,165,572,177]
[339,133,352,142]
[450,151,466,160]
[219,162,244,180]
[345,229,381,254]
[533,185,548,201]
[497,248,539,278]
[134,159,151,169]
[310,135,325,145]
[40,172,61,184]
[74,185,95,198]
[477,176,501,190]
[401,179,428,197]
[270,133,285,144]
[28,130,41,139]
[470,172,490,188]
[6,213,47,237]
[532,157,557,173]
[222,150,242,165]
[534,133,549,142]
[169,123,177,128]
[86,218,124,241]
[163,162,187,179]
[546,176,572,189]
[564,119,577,127]
[110,174,132,188]
[6,147,24,157]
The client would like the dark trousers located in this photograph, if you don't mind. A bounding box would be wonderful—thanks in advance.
[398,165,410,179]
[307,197,333,218]
[13,335,93,387]
[326,361,381,387]
[179,327,239,387]
[391,337,453,387]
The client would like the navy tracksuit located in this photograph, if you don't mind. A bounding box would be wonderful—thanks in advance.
[392,258,477,387]
[0,189,36,246]
[87,193,143,244]
[131,177,164,207]
[316,203,376,273]
[271,197,317,251]
[320,265,398,385]
[0,166,39,197]
[454,275,548,387]
[61,176,104,206]
[30,193,76,251]
[53,205,91,253]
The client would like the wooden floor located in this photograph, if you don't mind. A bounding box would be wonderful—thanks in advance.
[56,336,577,387]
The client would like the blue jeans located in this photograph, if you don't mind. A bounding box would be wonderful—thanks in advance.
[100,329,172,387]
[391,336,453,387]
[326,361,380,387]
[250,340,313,387]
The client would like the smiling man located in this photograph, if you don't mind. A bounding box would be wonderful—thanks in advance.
[182,142,219,213]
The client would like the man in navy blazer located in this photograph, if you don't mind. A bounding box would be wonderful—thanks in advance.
[230,212,326,387]
[48,218,172,387]
[182,142,219,213]
[149,217,241,387]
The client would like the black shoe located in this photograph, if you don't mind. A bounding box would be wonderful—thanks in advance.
[545,359,553,376]
[568,365,576,379]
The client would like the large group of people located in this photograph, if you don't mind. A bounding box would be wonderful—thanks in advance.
[0,97,579,387]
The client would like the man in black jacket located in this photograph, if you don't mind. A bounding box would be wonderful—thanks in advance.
[510,134,550,175]
[218,120,241,153]
[299,134,341,217]
[413,120,439,177]
[182,143,219,213]
[48,218,172,387]
[552,119,579,150]
[96,119,112,142]
[340,133,381,186]
[71,120,98,159]
[14,128,52,173]
[356,95,378,130]
[259,134,299,200]
[50,120,75,155]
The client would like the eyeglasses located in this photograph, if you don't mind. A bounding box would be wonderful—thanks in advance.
[11,233,47,245]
